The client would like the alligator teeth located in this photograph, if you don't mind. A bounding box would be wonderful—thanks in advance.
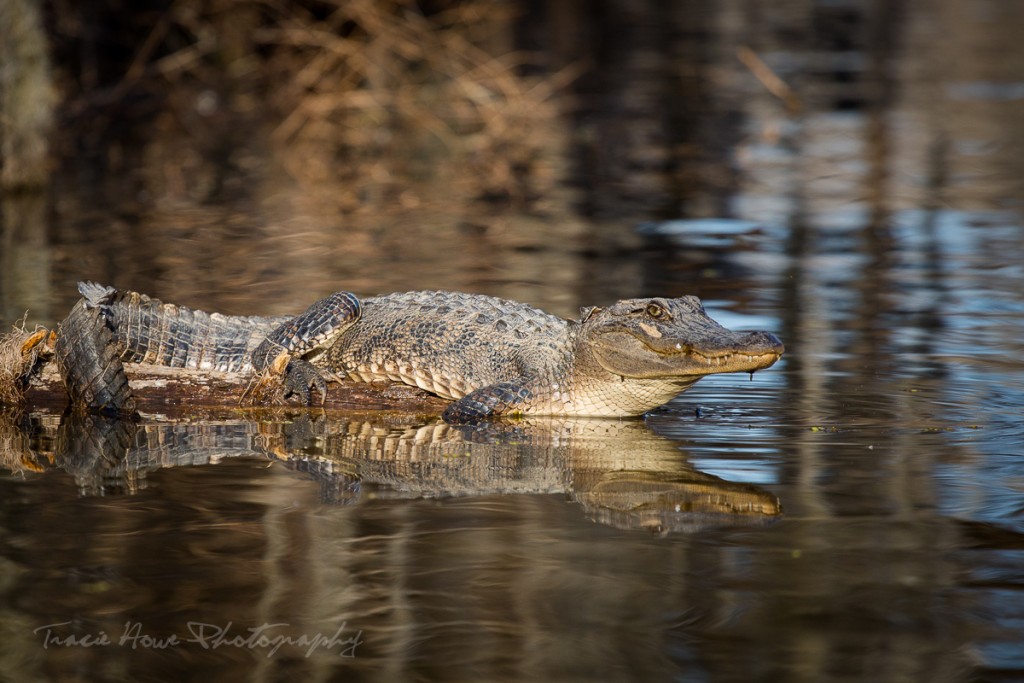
[696,352,773,367]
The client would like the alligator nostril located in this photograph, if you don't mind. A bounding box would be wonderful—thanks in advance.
[742,331,784,354]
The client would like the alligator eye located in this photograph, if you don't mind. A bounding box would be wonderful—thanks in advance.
[645,303,666,319]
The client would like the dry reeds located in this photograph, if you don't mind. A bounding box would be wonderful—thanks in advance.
[56,0,573,213]
[257,0,573,209]
[0,324,41,407]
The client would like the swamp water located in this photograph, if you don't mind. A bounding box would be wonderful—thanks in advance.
[1,207,1021,682]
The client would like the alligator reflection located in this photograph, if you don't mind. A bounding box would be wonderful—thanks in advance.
[10,412,780,534]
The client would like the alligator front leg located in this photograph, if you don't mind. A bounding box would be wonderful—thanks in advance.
[442,380,533,423]
[250,291,362,405]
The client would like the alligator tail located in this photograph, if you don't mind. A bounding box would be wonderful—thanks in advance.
[78,281,276,373]
[54,297,137,416]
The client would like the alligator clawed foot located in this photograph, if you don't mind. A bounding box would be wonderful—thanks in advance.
[241,353,328,407]
[281,358,328,406]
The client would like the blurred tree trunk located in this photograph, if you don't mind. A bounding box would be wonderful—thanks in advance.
[518,0,744,220]
[0,0,55,189]
[0,0,55,322]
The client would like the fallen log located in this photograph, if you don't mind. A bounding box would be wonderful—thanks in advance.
[28,363,449,414]
[2,326,449,415]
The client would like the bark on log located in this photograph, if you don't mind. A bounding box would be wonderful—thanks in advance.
[20,362,450,415]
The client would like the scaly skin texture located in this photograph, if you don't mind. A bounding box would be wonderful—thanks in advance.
[54,298,137,416]
[78,282,288,372]
[55,285,783,420]
[323,291,784,420]
[62,282,361,408]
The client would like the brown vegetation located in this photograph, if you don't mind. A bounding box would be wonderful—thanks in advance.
[0,324,41,407]
[52,0,575,213]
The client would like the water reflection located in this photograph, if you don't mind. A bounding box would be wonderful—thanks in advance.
[0,410,781,681]
[0,191,51,324]
[6,411,781,534]
[1,404,1018,682]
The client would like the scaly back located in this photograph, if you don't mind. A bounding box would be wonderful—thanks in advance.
[325,291,577,400]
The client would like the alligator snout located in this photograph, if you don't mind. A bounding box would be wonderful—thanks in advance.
[737,330,785,356]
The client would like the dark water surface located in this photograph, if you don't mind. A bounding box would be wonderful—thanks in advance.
[3,1,1024,681]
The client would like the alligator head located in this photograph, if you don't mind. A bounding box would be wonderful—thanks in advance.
[581,296,784,381]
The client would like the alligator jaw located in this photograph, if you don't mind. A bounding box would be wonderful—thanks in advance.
[590,330,784,380]
[662,346,784,375]
[648,332,783,371]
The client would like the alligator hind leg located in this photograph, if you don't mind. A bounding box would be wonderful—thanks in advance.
[54,298,137,416]
[249,291,362,405]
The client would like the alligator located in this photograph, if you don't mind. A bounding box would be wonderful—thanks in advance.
[43,282,784,421]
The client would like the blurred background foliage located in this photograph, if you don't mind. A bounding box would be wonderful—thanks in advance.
[43,0,576,213]
[2,0,1022,318]
[5,0,1023,220]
